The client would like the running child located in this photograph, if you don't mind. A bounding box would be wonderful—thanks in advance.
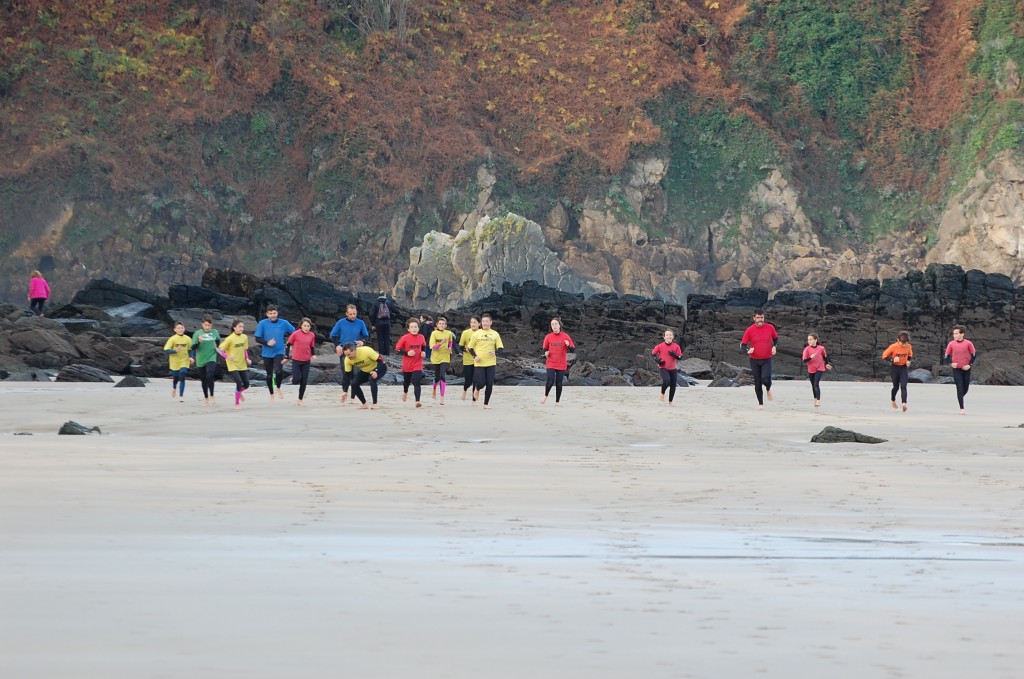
[163,321,192,403]
[428,316,455,405]
[458,316,480,401]
[219,319,252,410]
[395,319,428,408]
[286,317,317,407]
[651,329,683,406]
[342,342,388,409]
[541,318,575,405]
[801,333,832,408]
[191,315,221,406]
[882,331,913,412]
[254,305,295,401]
[466,314,504,409]
[944,325,976,414]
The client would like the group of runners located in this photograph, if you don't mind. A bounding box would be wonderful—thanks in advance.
[163,305,579,411]
[733,309,977,414]
[163,305,978,413]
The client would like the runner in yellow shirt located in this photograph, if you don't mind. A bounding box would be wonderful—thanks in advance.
[429,316,455,405]
[342,343,388,409]
[163,321,193,403]
[466,313,504,409]
[458,316,480,402]
[218,319,252,410]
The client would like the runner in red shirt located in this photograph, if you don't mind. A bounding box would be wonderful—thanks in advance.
[541,318,576,405]
[395,319,428,408]
[943,324,977,414]
[651,329,684,406]
[801,332,832,408]
[740,309,779,409]
[285,317,317,406]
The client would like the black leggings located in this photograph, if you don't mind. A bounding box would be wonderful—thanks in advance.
[263,355,285,394]
[291,360,311,400]
[402,370,423,401]
[890,364,908,403]
[953,368,971,409]
[29,298,46,315]
[352,362,387,404]
[749,358,773,405]
[659,368,677,403]
[230,370,250,392]
[198,361,217,398]
[433,363,448,384]
[462,364,475,393]
[473,365,496,405]
[809,371,824,400]
[545,368,566,402]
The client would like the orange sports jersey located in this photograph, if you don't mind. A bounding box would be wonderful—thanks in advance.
[882,342,913,366]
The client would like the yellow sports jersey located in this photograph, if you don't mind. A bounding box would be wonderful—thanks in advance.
[218,333,250,372]
[458,328,476,366]
[163,334,192,371]
[344,345,381,372]
[429,329,455,364]
[467,329,503,368]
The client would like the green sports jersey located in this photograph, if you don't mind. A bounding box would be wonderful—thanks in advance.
[429,329,455,364]
[191,328,222,367]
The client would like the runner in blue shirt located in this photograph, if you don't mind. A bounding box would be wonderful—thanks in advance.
[254,305,296,401]
[330,303,370,403]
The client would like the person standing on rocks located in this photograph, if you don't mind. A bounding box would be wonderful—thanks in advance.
[330,304,370,404]
[342,342,387,409]
[27,270,51,317]
[651,329,683,406]
[254,305,295,402]
[191,315,221,406]
[467,313,504,409]
[395,318,428,408]
[163,321,192,403]
[802,332,832,408]
[542,318,576,405]
[429,316,455,405]
[882,331,913,412]
[371,292,397,356]
[943,325,976,415]
[286,317,317,407]
[458,316,480,402]
[740,309,779,410]
[218,319,252,410]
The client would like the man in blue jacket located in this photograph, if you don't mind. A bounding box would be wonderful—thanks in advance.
[330,304,370,403]
[254,305,296,401]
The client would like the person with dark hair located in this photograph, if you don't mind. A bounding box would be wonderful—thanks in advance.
[458,316,480,401]
[651,329,683,406]
[882,331,913,412]
[542,318,575,405]
[740,309,779,409]
[802,332,832,408]
[342,342,387,409]
[944,325,976,414]
[254,305,295,401]
[163,322,192,403]
[286,317,317,406]
[419,314,435,361]
[330,304,370,404]
[218,319,252,410]
[370,292,397,355]
[191,315,221,406]
[467,314,504,409]
[395,318,428,408]
[429,317,455,405]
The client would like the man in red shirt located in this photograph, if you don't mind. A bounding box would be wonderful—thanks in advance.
[740,309,779,409]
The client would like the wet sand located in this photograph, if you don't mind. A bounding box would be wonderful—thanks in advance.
[1,380,1023,678]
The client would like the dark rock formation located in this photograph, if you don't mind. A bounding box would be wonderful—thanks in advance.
[114,376,148,388]
[56,364,114,383]
[810,427,887,444]
[59,421,102,435]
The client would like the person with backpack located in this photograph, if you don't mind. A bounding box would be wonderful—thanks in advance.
[371,292,396,355]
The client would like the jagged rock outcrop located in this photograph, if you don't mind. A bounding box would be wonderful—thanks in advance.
[926,152,1024,281]
[394,213,612,309]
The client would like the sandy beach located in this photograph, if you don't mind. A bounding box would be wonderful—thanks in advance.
[1,379,1023,678]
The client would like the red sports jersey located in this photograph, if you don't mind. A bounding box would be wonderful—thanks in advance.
[741,323,778,360]
[543,332,575,370]
[395,333,427,372]
[652,342,683,371]
[286,330,317,362]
